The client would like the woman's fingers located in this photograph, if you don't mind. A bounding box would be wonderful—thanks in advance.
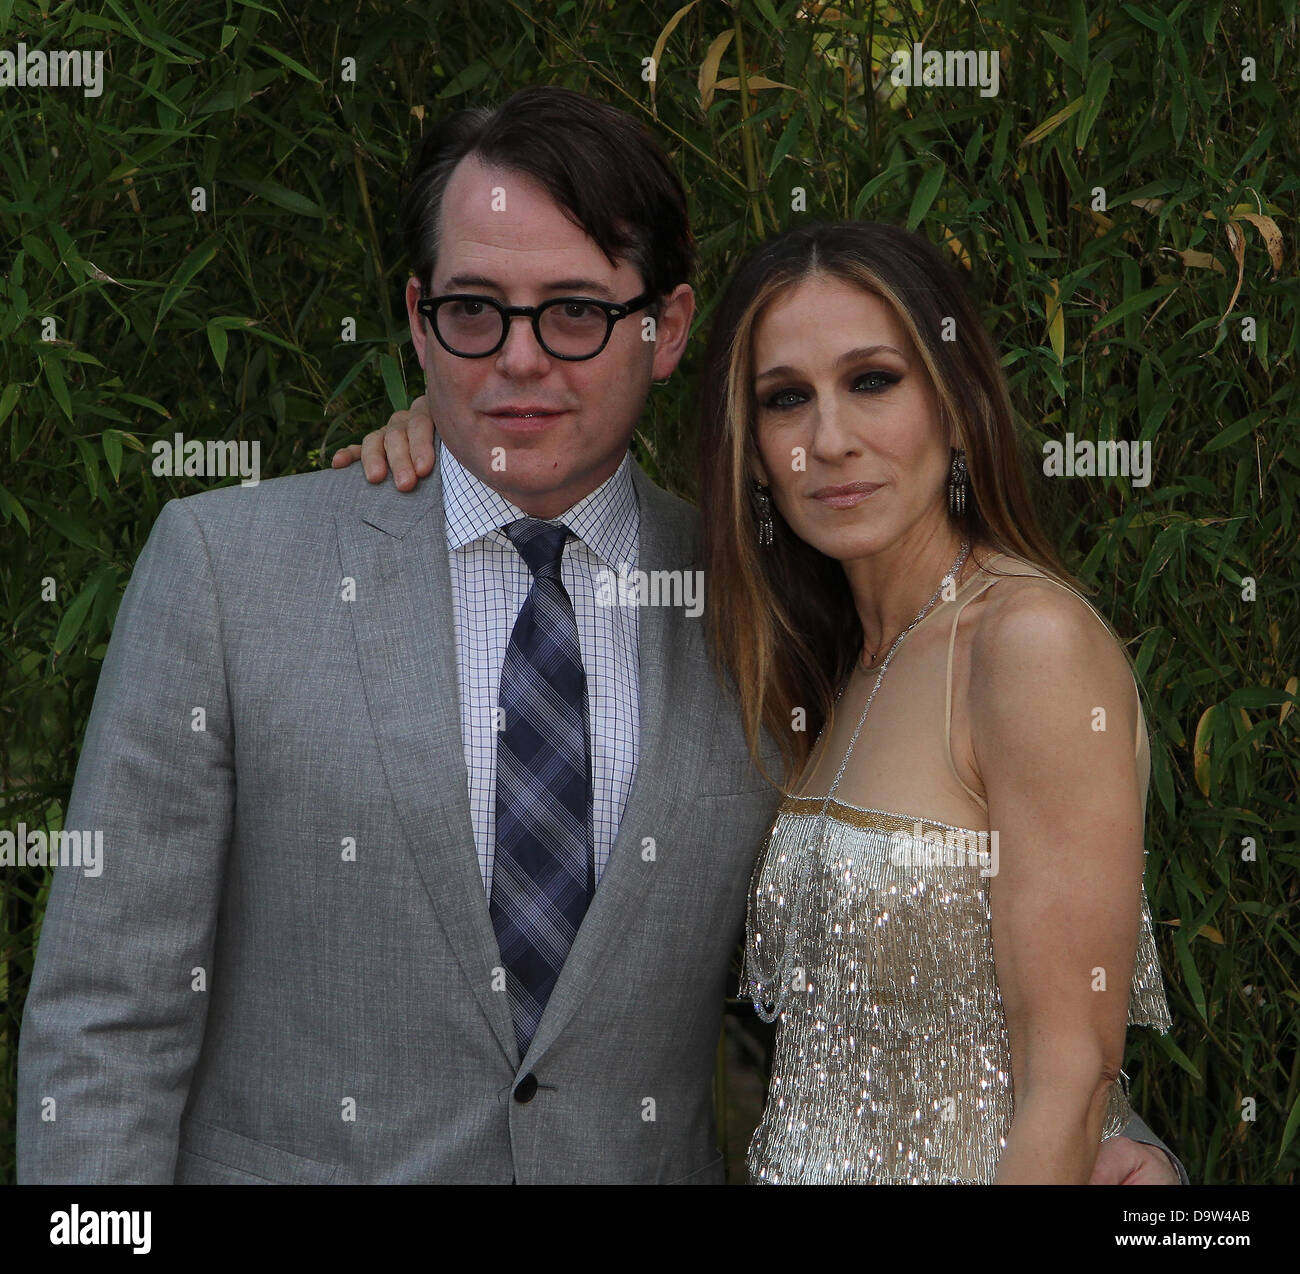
[406,395,438,477]
[377,416,417,490]
[331,397,437,489]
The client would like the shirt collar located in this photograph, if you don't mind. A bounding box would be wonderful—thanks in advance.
[440,439,639,570]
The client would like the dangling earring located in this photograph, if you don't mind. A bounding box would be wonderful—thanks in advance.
[752,480,774,547]
[947,447,968,518]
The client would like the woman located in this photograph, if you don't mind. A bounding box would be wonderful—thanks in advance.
[694,221,1170,1184]
[336,219,1171,1184]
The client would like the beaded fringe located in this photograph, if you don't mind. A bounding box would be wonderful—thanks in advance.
[743,800,1173,1184]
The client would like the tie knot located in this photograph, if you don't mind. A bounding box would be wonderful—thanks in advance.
[504,518,572,579]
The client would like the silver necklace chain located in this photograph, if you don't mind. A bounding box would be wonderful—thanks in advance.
[747,539,972,1023]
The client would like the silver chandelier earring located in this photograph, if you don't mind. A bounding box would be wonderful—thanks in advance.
[947,447,968,518]
[752,480,774,547]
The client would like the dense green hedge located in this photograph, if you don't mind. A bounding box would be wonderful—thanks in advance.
[1,0,1296,1184]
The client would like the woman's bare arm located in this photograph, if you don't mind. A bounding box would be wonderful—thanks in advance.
[969,580,1145,1184]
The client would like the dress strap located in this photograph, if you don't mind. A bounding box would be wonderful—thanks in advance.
[944,577,1000,813]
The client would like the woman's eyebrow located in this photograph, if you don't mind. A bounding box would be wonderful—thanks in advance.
[755,344,908,381]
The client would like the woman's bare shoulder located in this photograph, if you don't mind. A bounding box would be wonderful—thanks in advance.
[966,561,1132,701]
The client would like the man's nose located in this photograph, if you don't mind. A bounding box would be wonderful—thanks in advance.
[494,313,551,377]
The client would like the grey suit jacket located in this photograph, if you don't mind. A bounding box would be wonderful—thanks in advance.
[17,456,1183,1183]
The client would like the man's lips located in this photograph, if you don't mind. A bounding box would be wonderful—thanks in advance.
[483,407,570,431]
[485,405,568,416]
[810,482,882,508]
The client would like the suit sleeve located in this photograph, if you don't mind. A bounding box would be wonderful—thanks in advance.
[17,498,235,1183]
[1115,1110,1189,1185]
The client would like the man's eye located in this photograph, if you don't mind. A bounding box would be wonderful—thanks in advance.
[561,302,599,320]
[454,300,487,317]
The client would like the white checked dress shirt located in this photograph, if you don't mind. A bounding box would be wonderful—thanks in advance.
[440,441,641,899]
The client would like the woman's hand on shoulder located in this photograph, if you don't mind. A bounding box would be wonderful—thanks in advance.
[330,395,438,490]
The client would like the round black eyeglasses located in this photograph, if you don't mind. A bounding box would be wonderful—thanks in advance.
[416,290,655,361]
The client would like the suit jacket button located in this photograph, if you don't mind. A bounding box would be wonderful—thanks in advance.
[514,1074,539,1103]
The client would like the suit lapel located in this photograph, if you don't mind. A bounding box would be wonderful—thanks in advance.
[335,470,519,1067]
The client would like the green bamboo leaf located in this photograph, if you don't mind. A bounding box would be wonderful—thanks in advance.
[1039,30,1082,72]
[1172,924,1207,1022]
[256,42,322,83]
[229,181,325,218]
[325,348,378,408]
[379,353,408,412]
[53,570,112,656]
[1022,171,1049,244]
[853,163,910,217]
[1093,285,1178,334]
[42,356,73,421]
[438,60,490,99]
[207,321,229,372]
[1205,416,1259,453]
[1121,3,1174,40]
[0,382,19,428]
[102,429,123,482]
[767,109,806,178]
[0,484,31,534]
[1074,59,1112,150]
[1278,1093,1300,1165]
[905,162,945,232]
[1020,96,1085,147]
[75,436,100,501]
[155,237,220,330]
[1225,687,1292,709]
[1150,1027,1202,1080]
[25,499,105,554]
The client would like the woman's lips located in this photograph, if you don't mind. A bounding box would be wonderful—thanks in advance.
[811,483,881,509]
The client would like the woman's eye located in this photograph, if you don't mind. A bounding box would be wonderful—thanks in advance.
[764,388,805,410]
[762,371,898,411]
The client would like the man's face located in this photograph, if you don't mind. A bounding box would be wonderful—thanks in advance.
[406,155,693,518]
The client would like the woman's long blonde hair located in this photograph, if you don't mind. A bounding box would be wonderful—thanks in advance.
[697,221,1076,789]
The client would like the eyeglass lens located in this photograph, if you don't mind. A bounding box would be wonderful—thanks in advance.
[437,298,610,357]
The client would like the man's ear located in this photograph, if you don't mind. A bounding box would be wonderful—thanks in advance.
[648,283,695,382]
[406,277,431,371]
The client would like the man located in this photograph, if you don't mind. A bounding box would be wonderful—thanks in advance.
[19,86,1182,1183]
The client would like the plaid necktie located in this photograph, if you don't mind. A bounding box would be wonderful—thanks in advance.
[490,518,593,1060]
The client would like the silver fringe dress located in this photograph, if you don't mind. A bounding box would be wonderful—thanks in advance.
[743,797,1172,1184]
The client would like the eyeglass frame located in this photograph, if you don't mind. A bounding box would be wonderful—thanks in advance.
[415,289,657,361]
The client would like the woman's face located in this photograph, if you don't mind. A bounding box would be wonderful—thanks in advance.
[749,273,952,564]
